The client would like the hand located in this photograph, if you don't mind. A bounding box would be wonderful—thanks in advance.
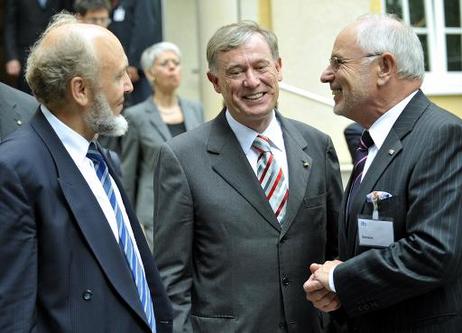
[312,260,343,289]
[127,66,139,82]
[6,60,21,76]
[303,262,342,312]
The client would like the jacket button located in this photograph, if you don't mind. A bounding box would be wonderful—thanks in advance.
[282,276,290,286]
[82,289,93,301]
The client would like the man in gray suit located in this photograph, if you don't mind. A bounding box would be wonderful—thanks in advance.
[153,21,342,332]
[304,14,462,332]
[0,82,37,141]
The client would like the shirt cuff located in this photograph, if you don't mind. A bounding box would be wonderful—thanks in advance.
[328,266,336,292]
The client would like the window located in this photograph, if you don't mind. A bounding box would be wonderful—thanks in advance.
[383,0,462,94]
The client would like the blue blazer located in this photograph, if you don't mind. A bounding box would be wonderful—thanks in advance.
[0,110,172,332]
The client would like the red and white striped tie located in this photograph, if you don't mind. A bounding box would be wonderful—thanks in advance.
[252,135,289,223]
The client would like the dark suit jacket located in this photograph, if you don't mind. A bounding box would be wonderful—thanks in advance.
[334,91,462,332]
[121,96,204,251]
[4,0,72,91]
[153,110,342,333]
[343,122,364,163]
[108,0,160,105]
[0,110,172,332]
[0,82,37,141]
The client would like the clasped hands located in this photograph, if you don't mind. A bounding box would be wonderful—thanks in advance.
[303,260,343,312]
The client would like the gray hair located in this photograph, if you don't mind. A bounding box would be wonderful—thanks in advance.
[206,21,279,73]
[140,41,181,72]
[354,14,425,80]
[25,12,99,107]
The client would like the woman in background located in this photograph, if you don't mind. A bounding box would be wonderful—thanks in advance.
[121,41,204,251]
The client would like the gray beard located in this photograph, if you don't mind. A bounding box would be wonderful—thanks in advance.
[86,93,128,137]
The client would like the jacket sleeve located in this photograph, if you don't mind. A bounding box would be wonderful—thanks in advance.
[121,110,141,207]
[153,143,194,333]
[0,159,37,331]
[324,136,342,260]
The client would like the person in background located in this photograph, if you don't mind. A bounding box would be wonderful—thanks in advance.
[153,21,342,332]
[74,0,112,28]
[4,0,73,93]
[343,122,364,163]
[121,41,204,252]
[0,82,38,142]
[97,0,161,157]
[304,14,462,333]
[108,0,160,107]
[0,13,172,332]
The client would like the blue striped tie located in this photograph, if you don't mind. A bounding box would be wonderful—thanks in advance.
[87,142,157,332]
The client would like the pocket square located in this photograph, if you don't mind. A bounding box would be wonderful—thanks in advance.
[366,191,392,203]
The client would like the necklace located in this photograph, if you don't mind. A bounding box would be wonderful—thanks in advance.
[158,105,179,116]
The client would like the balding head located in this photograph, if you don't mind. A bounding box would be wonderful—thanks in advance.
[25,13,122,108]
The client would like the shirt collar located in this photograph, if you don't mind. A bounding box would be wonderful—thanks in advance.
[368,90,418,150]
[41,106,92,164]
[225,109,284,154]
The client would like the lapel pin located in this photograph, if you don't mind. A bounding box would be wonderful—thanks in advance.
[388,149,395,155]
[302,161,310,168]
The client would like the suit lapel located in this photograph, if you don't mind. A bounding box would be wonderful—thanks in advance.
[146,99,171,141]
[278,115,312,237]
[30,112,150,328]
[208,111,281,232]
[179,98,198,131]
[345,90,430,257]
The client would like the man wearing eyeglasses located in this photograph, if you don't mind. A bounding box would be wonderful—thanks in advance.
[304,14,462,333]
[74,0,112,28]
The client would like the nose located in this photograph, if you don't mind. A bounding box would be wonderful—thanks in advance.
[124,72,134,93]
[243,69,260,88]
[320,65,334,83]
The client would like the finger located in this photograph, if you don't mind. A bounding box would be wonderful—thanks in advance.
[309,263,321,274]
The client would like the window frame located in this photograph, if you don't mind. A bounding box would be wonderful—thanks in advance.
[382,0,462,95]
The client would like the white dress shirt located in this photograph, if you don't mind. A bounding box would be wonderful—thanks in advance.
[329,90,419,292]
[225,109,289,183]
[41,106,146,269]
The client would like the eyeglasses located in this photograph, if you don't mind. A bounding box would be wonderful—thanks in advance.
[329,53,383,72]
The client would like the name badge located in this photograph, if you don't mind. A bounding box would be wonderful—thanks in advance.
[358,217,394,247]
[113,7,126,22]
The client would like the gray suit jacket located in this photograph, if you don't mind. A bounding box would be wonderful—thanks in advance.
[153,110,342,333]
[334,90,462,332]
[0,82,37,141]
[121,96,204,250]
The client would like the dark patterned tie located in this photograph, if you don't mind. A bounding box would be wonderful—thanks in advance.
[252,135,289,223]
[346,130,374,213]
[86,143,157,332]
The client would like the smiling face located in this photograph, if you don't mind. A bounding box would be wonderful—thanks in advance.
[207,33,282,132]
[320,24,379,122]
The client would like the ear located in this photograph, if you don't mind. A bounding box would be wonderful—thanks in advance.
[207,71,222,93]
[144,66,155,82]
[275,57,283,81]
[377,53,395,86]
[69,76,90,107]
